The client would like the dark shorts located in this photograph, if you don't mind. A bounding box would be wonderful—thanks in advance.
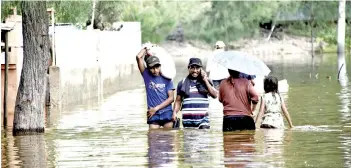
[212,79,223,90]
[223,115,256,132]
[147,110,173,126]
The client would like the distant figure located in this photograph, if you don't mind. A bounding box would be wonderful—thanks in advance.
[175,24,184,43]
[255,76,294,129]
[116,24,123,31]
[86,18,104,30]
[173,58,217,129]
[206,41,230,90]
[166,23,184,44]
[136,46,175,129]
[239,72,256,86]
[219,69,260,131]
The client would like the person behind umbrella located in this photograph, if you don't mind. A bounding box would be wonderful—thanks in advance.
[136,46,175,129]
[239,72,256,86]
[205,41,229,90]
[218,69,260,131]
[206,41,255,88]
[174,58,218,129]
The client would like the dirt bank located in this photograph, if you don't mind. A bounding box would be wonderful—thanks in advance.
[160,33,319,63]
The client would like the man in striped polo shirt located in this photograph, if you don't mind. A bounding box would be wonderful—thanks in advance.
[173,58,218,129]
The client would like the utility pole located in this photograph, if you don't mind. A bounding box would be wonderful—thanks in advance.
[89,0,97,30]
[337,0,348,84]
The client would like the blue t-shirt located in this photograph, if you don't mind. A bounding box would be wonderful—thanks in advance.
[142,69,175,113]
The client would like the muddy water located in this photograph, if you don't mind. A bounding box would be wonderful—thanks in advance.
[1,54,351,168]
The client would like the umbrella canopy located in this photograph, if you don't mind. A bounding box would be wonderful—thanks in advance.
[213,50,271,76]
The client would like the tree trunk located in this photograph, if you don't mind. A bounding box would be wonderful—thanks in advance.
[337,0,348,84]
[13,1,50,136]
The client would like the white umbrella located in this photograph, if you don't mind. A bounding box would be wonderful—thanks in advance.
[213,50,271,76]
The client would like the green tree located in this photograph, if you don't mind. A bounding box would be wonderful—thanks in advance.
[185,1,283,44]
[48,1,92,25]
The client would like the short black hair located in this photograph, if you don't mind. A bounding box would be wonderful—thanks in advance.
[228,69,240,78]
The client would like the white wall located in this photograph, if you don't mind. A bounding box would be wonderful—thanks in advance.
[53,22,142,109]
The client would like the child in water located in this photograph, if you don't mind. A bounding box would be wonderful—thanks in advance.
[255,76,294,129]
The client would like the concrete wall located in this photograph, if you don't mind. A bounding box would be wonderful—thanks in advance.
[53,23,143,111]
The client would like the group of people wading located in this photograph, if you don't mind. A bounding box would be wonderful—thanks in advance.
[136,41,293,131]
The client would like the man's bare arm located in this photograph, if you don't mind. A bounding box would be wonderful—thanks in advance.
[173,95,182,114]
[136,48,146,73]
[204,79,218,98]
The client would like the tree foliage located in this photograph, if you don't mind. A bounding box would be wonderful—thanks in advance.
[1,0,350,45]
[185,1,282,43]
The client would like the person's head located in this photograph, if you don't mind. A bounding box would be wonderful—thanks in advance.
[215,41,225,49]
[264,76,279,93]
[146,56,161,76]
[188,58,203,78]
[228,69,240,79]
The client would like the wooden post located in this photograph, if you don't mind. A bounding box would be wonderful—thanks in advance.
[51,9,55,66]
[0,0,2,120]
[266,23,275,41]
[12,7,17,15]
[310,1,315,76]
[47,8,55,66]
[3,31,9,127]
[310,1,314,57]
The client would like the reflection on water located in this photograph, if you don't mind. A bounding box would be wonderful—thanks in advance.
[223,132,255,168]
[1,132,46,168]
[338,82,351,168]
[181,129,223,167]
[338,82,351,124]
[15,135,47,167]
[260,129,288,168]
[1,54,351,167]
[148,130,178,168]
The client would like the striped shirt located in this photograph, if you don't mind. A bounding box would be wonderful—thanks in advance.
[177,78,210,128]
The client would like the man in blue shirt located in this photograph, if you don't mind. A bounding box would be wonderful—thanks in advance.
[136,47,175,129]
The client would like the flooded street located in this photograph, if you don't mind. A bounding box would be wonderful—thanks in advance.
[2,54,351,168]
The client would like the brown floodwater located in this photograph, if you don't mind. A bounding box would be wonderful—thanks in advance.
[1,54,351,168]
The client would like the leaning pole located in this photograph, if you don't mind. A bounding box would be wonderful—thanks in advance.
[337,0,348,85]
